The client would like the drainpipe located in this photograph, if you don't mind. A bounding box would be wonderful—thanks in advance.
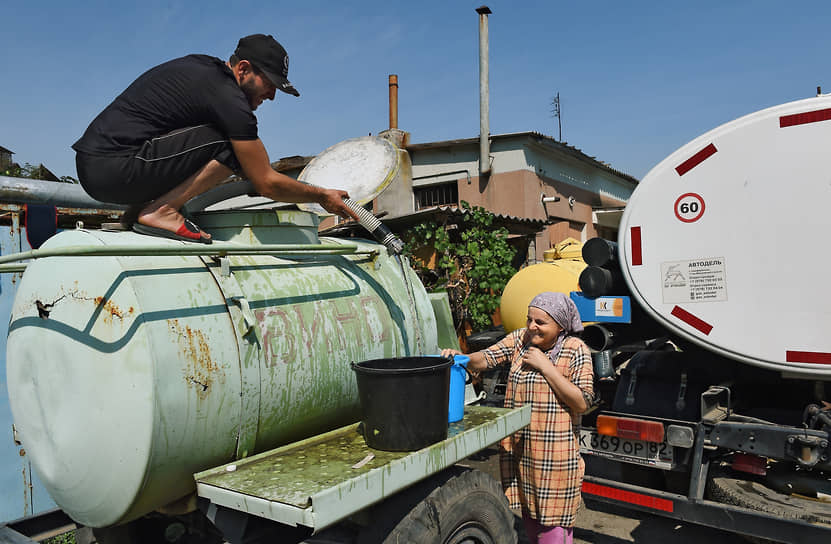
[389,74,398,129]
[476,6,492,180]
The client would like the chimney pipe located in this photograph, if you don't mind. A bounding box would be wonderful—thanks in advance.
[389,74,399,129]
[476,6,492,179]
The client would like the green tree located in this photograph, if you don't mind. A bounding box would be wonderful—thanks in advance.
[2,162,78,183]
[403,201,517,333]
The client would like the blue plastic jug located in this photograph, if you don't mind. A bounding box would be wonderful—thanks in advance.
[448,355,471,422]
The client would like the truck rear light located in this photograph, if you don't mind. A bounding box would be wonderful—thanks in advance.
[596,415,665,443]
[731,453,767,476]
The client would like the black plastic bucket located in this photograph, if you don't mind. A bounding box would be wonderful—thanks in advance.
[351,356,452,451]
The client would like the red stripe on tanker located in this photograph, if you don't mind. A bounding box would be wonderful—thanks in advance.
[674,143,717,176]
[786,350,831,365]
[670,305,713,335]
[630,226,642,266]
[779,107,831,128]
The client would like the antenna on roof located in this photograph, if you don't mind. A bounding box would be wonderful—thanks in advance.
[551,92,562,141]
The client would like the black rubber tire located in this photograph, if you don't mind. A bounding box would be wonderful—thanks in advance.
[706,466,831,526]
[358,466,517,544]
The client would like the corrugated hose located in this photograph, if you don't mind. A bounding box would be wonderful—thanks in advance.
[343,197,404,254]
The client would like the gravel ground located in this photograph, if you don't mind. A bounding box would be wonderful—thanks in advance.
[460,448,749,544]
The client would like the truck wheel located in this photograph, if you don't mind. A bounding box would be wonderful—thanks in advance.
[359,466,517,544]
[706,466,831,526]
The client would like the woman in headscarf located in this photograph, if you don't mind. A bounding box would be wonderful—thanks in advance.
[442,291,593,544]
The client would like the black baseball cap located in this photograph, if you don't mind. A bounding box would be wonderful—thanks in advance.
[234,34,300,97]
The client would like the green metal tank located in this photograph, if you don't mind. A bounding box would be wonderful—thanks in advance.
[5,210,438,528]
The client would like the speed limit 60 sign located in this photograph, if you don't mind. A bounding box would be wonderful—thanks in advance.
[674,192,705,223]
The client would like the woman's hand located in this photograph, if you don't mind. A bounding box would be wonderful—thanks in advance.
[524,346,589,414]
[442,349,491,374]
[522,347,556,373]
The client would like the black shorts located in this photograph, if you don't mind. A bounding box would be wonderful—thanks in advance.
[75,124,243,205]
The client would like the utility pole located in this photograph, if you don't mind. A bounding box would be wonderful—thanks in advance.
[551,92,562,141]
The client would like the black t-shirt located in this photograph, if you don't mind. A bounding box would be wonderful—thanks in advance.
[73,54,258,156]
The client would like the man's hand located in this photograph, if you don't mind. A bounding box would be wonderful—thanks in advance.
[232,139,360,221]
[318,188,360,221]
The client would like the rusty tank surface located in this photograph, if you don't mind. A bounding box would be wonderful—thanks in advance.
[5,209,438,528]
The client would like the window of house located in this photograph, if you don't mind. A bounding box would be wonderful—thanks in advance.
[414,182,459,210]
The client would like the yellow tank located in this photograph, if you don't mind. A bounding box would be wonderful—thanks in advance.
[500,238,586,332]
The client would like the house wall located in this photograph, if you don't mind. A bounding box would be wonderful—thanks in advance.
[0,151,13,172]
[407,136,636,263]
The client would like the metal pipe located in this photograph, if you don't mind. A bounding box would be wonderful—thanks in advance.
[582,238,619,268]
[583,324,618,351]
[0,175,125,210]
[0,242,369,266]
[476,6,492,179]
[579,266,624,298]
[389,74,399,130]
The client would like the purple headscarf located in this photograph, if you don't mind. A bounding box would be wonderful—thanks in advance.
[528,292,584,363]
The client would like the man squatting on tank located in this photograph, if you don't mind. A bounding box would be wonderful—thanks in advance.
[72,34,357,243]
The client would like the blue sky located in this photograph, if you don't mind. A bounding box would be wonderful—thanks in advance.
[1,1,828,181]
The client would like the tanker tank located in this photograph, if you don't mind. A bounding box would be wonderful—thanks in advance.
[5,209,439,528]
[617,94,831,378]
[500,238,586,332]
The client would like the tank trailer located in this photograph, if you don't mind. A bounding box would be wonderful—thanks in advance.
[0,140,529,544]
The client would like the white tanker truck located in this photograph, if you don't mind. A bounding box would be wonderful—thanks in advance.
[567,95,831,542]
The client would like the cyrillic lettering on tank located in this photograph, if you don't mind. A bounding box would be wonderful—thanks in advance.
[333,298,362,350]
[258,308,296,366]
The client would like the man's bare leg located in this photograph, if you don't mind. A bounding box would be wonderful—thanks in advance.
[136,160,233,241]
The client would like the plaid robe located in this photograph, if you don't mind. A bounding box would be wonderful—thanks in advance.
[481,329,594,527]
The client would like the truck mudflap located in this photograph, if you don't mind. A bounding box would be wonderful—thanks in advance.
[194,405,530,538]
[582,475,831,544]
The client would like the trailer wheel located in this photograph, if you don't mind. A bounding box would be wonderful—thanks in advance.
[358,466,517,544]
[706,466,831,526]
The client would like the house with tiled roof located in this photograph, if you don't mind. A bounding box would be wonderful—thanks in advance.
[378,131,638,263]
